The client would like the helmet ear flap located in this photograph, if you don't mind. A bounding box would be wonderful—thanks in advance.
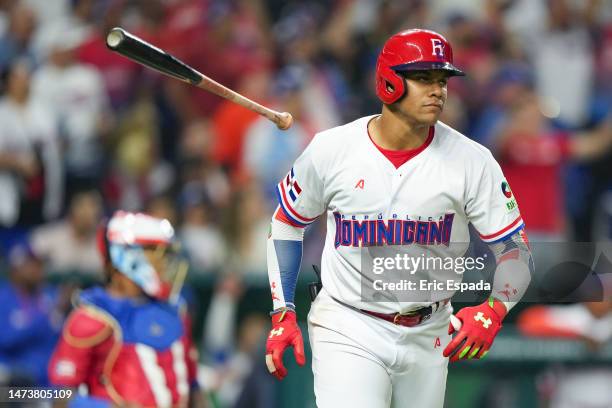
[376,63,406,104]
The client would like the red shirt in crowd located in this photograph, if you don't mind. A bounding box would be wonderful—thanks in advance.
[499,132,571,234]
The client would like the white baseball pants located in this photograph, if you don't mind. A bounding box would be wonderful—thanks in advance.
[308,288,452,408]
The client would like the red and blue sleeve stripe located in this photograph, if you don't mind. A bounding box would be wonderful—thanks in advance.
[478,216,525,243]
[276,180,317,227]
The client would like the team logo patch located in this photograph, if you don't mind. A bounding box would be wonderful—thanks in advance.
[502,181,518,212]
[284,168,302,203]
[501,181,513,198]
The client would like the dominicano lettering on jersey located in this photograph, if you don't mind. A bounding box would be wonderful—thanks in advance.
[333,212,455,248]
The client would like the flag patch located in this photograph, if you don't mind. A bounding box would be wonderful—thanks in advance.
[284,168,302,203]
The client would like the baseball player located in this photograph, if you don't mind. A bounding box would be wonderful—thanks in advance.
[48,211,202,407]
[265,29,534,408]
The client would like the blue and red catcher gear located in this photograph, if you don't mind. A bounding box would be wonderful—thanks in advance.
[375,29,465,104]
[97,211,187,302]
[48,287,198,406]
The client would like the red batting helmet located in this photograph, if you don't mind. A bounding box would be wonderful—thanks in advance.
[375,29,465,104]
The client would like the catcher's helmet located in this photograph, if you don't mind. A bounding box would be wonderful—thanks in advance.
[97,211,186,302]
[375,29,465,104]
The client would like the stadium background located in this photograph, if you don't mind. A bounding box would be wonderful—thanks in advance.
[0,0,610,407]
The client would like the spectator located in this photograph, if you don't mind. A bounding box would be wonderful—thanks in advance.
[216,313,271,408]
[0,0,14,37]
[145,193,179,228]
[0,59,61,252]
[179,183,227,273]
[202,274,245,364]
[22,0,69,31]
[178,118,231,209]
[30,189,103,277]
[494,93,612,240]
[30,26,110,200]
[30,0,93,61]
[229,182,270,276]
[273,6,342,130]
[521,0,597,128]
[200,275,274,407]
[76,0,140,110]
[471,63,533,147]
[427,0,489,25]
[0,242,64,386]
[0,2,37,72]
[211,70,270,179]
[111,88,172,211]
[442,12,498,120]
[242,66,312,199]
[163,0,273,119]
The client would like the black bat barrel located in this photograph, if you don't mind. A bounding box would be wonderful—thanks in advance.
[106,27,203,85]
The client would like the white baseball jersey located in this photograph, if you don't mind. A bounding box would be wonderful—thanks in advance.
[277,115,523,314]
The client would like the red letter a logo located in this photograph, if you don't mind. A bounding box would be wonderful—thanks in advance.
[434,337,441,348]
[355,179,364,189]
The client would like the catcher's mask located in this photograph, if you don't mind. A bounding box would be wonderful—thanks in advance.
[97,211,188,302]
[375,28,465,104]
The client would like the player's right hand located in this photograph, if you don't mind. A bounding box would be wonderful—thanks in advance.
[265,309,305,380]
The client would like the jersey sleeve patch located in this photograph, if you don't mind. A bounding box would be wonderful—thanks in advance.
[276,167,318,226]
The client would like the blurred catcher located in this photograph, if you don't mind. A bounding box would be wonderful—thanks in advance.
[48,211,203,408]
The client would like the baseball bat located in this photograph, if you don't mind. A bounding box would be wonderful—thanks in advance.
[106,27,293,130]
[450,314,462,331]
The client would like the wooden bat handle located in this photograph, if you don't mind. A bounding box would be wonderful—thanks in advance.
[450,314,462,331]
[194,77,293,130]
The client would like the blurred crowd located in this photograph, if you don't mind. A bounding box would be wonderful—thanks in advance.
[0,0,610,406]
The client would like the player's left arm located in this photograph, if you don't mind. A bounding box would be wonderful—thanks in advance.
[444,148,534,362]
[443,229,533,362]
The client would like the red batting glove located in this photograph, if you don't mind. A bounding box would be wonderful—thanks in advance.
[265,309,305,380]
[443,298,507,363]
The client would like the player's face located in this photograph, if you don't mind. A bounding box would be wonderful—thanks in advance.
[397,70,449,125]
[143,243,186,300]
[143,244,172,281]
